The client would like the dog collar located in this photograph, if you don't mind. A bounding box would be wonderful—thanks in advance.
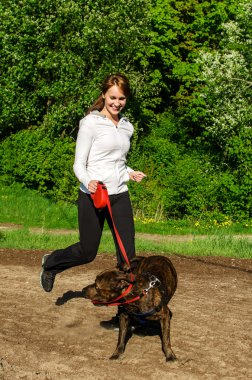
[92,274,161,308]
[125,303,162,319]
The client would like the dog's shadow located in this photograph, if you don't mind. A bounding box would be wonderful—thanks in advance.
[99,317,162,338]
[55,290,84,306]
[56,291,162,338]
[131,320,161,337]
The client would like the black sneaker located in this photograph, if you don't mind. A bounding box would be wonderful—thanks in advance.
[100,316,119,331]
[100,316,136,332]
[40,254,55,292]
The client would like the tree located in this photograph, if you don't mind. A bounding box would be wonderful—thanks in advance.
[0,0,154,139]
[144,0,237,112]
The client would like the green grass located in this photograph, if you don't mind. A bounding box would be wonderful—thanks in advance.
[1,182,78,229]
[0,228,251,258]
[1,180,252,258]
[1,181,252,235]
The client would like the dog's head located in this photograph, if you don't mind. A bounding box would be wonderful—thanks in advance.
[82,268,133,304]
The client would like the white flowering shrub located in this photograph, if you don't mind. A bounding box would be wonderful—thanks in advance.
[199,50,251,142]
[197,1,251,145]
[191,1,252,219]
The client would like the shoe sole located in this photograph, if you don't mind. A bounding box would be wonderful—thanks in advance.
[40,254,51,291]
[42,254,50,267]
[100,324,135,332]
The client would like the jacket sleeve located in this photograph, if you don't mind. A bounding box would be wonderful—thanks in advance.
[126,166,134,173]
[73,117,95,189]
[121,165,133,182]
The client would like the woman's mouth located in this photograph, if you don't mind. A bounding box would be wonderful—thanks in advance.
[111,106,121,112]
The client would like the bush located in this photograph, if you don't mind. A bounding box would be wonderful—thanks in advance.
[128,113,252,221]
[1,127,78,202]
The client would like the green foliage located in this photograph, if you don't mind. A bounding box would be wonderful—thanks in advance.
[1,0,251,223]
[1,0,154,139]
[129,113,213,219]
[145,0,237,112]
[224,128,252,219]
[128,112,252,221]
[0,127,78,202]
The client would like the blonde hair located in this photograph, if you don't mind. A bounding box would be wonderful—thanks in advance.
[86,73,130,115]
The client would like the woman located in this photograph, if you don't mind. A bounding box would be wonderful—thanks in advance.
[40,73,146,293]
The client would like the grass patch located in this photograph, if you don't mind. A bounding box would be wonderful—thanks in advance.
[0,228,79,250]
[146,235,252,259]
[1,181,252,236]
[0,229,251,259]
[1,180,251,258]
[1,182,78,229]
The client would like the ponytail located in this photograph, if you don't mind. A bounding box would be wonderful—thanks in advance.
[86,94,104,115]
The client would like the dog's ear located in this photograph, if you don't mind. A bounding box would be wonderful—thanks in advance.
[118,256,144,273]
[117,263,131,272]
[116,273,134,284]
[130,256,144,270]
[114,279,130,290]
[130,256,144,264]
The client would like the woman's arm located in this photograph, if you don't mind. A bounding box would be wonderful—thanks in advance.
[73,118,95,189]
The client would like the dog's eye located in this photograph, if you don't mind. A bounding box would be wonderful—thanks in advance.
[115,283,128,290]
[111,286,119,290]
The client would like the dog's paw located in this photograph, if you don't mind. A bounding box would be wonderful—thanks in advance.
[109,348,124,360]
[109,354,120,360]
[166,353,177,362]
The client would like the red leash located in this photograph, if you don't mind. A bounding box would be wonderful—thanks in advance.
[91,182,131,267]
[90,182,136,306]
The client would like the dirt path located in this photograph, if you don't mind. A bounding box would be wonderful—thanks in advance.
[0,249,251,379]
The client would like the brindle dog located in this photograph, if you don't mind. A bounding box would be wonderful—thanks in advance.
[82,255,177,361]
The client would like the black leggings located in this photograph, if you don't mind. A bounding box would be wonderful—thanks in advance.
[44,190,135,274]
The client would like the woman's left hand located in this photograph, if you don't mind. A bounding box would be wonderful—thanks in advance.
[129,171,146,183]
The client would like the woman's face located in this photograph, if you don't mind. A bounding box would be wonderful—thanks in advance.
[102,85,127,120]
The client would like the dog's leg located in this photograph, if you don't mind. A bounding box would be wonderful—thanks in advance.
[160,306,176,362]
[110,312,130,360]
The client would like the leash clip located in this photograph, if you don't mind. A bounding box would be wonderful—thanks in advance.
[144,275,161,293]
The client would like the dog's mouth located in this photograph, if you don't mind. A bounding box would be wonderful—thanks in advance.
[81,284,96,299]
[82,285,120,304]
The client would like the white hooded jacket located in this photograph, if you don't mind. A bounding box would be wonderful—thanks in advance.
[73,111,134,195]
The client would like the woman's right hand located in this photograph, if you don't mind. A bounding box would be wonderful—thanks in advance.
[88,180,98,193]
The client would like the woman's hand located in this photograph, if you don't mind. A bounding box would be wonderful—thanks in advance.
[129,171,146,183]
[88,180,98,193]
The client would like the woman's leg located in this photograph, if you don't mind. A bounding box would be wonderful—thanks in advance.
[43,190,106,274]
[106,191,136,265]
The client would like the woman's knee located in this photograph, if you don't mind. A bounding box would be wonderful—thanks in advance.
[78,246,97,264]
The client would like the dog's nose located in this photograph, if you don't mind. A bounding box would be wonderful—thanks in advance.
[81,287,89,298]
[82,284,97,299]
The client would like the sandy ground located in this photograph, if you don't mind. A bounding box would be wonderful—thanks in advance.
[0,248,251,380]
